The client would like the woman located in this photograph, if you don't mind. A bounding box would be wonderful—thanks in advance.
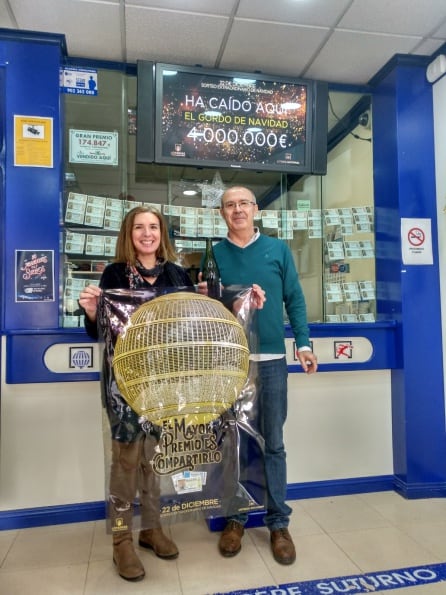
[79,205,194,582]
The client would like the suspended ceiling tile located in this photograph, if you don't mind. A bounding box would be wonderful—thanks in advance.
[237,0,353,28]
[126,6,229,66]
[339,0,446,37]
[431,21,446,38]
[306,30,422,85]
[0,3,15,28]
[10,0,122,61]
[128,0,237,15]
[220,20,329,78]
[415,38,446,56]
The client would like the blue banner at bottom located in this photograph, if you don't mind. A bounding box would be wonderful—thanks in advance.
[213,562,446,594]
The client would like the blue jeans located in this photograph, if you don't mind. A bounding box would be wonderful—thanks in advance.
[231,357,292,531]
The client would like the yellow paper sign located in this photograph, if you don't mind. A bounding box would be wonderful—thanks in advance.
[14,115,53,168]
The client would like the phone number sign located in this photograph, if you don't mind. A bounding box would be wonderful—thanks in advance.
[69,129,119,165]
[60,67,98,96]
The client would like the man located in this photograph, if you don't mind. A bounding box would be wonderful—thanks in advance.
[213,185,318,565]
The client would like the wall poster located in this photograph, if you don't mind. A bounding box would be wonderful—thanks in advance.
[15,250,55,302]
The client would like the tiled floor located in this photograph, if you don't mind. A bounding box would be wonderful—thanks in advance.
[1,491,446,594]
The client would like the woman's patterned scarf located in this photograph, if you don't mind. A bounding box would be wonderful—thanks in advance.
[126,261,164,289]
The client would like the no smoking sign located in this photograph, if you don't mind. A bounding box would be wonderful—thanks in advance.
[401,218,433,265]
[408,227,425,247]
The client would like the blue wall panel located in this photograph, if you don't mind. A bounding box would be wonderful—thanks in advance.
[0,34,64,331]
[0,65,5,330]
[6,332,99,383]
[373,61,446,497]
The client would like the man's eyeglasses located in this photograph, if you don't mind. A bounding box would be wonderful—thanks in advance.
[222,200,256,211]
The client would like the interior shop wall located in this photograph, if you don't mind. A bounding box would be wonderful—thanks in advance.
[0,339,105,511]
[0,346,392,512]
[285,370,393,484]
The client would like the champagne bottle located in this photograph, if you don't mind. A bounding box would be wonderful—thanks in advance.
[203,238,221,299]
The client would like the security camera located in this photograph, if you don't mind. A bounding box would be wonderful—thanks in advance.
[358,110,371,129]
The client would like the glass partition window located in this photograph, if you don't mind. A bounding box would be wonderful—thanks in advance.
[61,67,374,327]
[321,123,375,323]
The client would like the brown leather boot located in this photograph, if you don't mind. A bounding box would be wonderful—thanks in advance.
[218,520,244,557]
[139,527,179,559]
[109,440,145,581]
[113,532,145,581]
[138,435,179,560]
[270,528,296,565]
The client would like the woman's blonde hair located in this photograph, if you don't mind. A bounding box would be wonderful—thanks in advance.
[114,205,176,264]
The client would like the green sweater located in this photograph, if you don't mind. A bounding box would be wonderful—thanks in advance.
[213,234,310,354]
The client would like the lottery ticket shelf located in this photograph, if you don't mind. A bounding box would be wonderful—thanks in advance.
[61,190,378,327]
[61,191,121,326]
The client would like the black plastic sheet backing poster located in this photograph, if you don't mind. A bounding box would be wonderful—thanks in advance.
[98,286,266,528]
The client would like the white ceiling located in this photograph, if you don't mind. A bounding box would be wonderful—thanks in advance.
[1,0,446,86]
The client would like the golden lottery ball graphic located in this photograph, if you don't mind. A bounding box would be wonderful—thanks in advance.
[113,292,250,425]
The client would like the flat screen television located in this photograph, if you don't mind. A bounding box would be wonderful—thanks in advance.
[149,62,327,174]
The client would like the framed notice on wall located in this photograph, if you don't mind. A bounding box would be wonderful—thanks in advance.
[69,129,119,165]
[14,115,53,167]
